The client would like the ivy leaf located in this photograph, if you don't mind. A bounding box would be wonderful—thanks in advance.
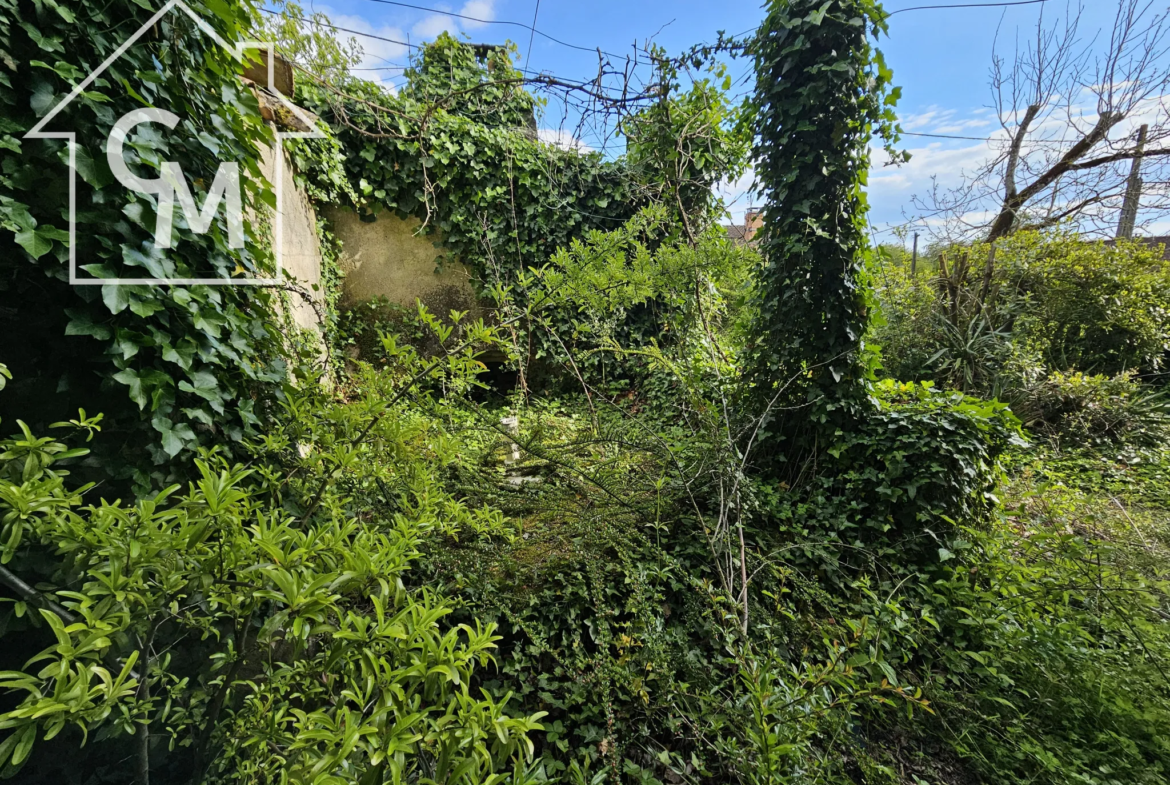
[64,310,112,341]
[123,245,170,279]
[129,297,165,318]
[179,370,225,413]
[116,333,142,360]
[162,339,197,370]
[14,228,53,259]
[66,145,110,188]
[113,368,148,409]
[20,22,63,53]
[158,421,196,457]
[102,284,132,315]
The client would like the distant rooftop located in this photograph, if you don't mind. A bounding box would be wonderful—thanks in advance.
[722,207,762,246]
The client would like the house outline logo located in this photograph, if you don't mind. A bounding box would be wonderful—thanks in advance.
[23,0,324,286]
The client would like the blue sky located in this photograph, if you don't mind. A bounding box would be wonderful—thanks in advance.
[293,1,1143,241]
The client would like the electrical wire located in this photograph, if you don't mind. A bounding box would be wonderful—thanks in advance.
[887,0,1047,16]
[903,131,1004,141]
[525,0,541,71]
[351,0,629,59]
[260,7,420,48]
[901,130,1072,146]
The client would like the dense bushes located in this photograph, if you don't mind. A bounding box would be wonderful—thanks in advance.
[873,232,1170,385]
[1004,233,1170,376]
[871,232,1170,446]
[1012,370,1170,449]
[0,358,546,784]
[779,381,1022,575]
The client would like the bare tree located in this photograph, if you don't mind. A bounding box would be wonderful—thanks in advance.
[913,0,1170,242]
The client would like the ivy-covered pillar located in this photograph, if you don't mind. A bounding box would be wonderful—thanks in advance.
[747,0,900,449]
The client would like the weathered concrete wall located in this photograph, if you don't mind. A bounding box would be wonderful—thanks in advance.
[322,207,481,318]
[259,144,325,335]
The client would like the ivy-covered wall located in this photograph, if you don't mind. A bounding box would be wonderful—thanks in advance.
[293,36,645,303]
[0,0,287,489]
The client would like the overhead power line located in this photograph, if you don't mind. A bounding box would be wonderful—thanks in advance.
[352,0,629,59]
[901,130,1070,146]
[903,131,1001,141]
[525,0,541,71]
[887,0,1047,16]
[260,7,419,48]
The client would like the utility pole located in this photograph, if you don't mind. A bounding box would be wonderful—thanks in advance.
[1117,124,1148,239]
[910,232,918,277]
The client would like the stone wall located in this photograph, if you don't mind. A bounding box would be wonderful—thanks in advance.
[258,144,326,336]
[322,207,482,318]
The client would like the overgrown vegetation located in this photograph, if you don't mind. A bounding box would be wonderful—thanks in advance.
[0,0,290,491]
[3,1,1170,784]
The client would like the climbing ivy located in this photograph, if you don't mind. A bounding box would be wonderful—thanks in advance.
[298,54,639,289]
[0,0,286,488]
[292,33,752,387]
[747,0,905,446]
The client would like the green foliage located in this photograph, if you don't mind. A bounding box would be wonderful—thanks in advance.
[259,0,363,86]
[872,232,1170,391]
[1003,232,1170,376]
[0,340,546,783]
[1012,370,1170,450]
[0,0,287,487]
[621,53,752,234]
[402,34,537,131]
[867,250,941,384]
[294,44,637,294]
[747,0,904,434]
[773,381,1023,576]
[7,3,1170,784]
[286,33,752,389]
[919,513,1170,784]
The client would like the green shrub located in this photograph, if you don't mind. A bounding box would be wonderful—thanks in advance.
[1002,232,1170,376]
[0,365,544,783]
[768,380,1024,577]
[1011,370,1170,449]
[920,519,1170,785]
[872,232,1170,394]
[869,259,945,383]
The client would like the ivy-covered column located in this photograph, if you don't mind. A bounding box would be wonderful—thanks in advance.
[747,0,900,446]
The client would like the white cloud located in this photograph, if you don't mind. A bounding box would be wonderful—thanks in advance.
[871,141,993,193]
[312,1,500,92]
[321,8,410,91]
[458,0,495,30]
[538,129,594,153]
[412,13,458,40]
[410,1,493,40]
[901,106,996,135]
